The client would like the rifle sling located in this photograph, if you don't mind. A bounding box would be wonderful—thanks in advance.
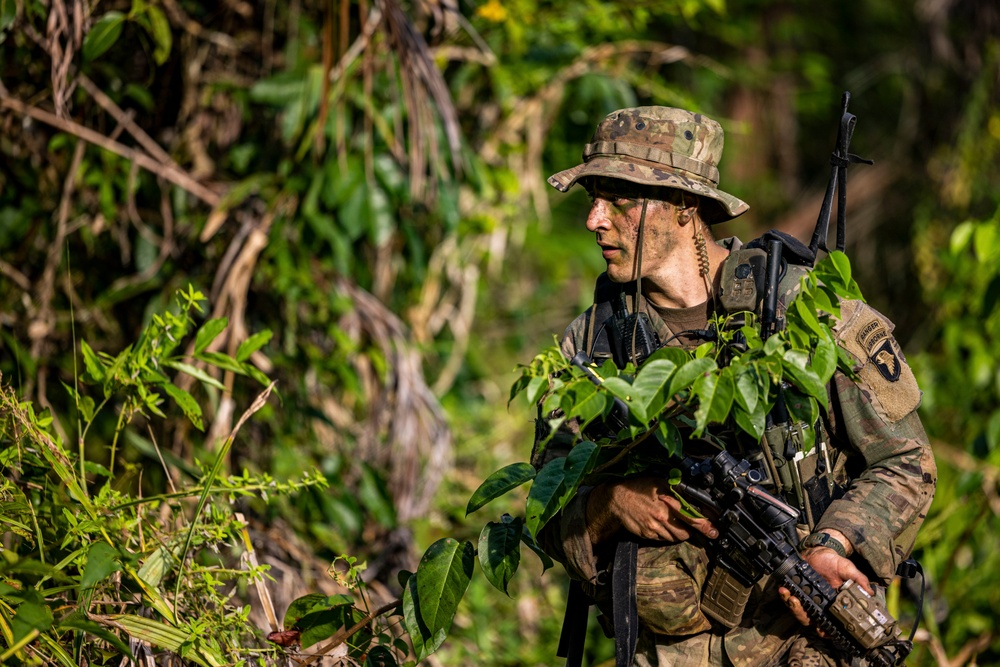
[613,538,639,667]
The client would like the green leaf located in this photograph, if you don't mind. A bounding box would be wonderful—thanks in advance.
[407,539,474,660]
[630,359,678,423]
[566,379,610,428]
[812,335,838,384]
[145,6,172,65]
[560,441,599,505]
[81,542,121,590]
[520,525,554,573]
[950,220,976,255]
[733,365,759,415]
[466,462,536,516]
[692,368,734,435]
[402,573,432,660]
[83,11,126,62]
[58,611,134,658]
[655,419,683,457]
[781,350,828,404]
[11,601,54,644]
[80,340,105,383]
[235,330,273,361]
[526,376,548,405]
[733,403,765,440]
[827,251,852,286]
[667,357,717,400]
[161,383,203,431]
[194,318,228,354]
[160,360,223,389]
[791,297,825,338]
[524,456,568,538]
[137,546,173,587]
[478,516,522,595]
[283,593,353,629]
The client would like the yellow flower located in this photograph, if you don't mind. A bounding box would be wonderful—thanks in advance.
[476,0,507,22]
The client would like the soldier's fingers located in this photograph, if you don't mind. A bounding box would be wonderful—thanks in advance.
[680,515,719,539]
[778,587,811,627]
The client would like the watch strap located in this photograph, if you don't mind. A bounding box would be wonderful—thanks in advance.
[802,532,849,558]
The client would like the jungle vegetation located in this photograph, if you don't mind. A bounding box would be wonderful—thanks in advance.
[0,0,998,665]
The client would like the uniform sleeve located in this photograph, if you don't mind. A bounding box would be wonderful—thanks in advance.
[814,301,937,584]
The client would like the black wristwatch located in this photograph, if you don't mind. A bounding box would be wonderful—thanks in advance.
[801,532,849,558]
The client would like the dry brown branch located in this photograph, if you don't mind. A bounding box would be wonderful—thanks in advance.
[78,74,177,167]
[0,94,221,207]
[160,0,239,52]
[335,278,452,526]
[294,599,401,666]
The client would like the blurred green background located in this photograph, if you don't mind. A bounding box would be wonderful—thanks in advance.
[1,0,998,664]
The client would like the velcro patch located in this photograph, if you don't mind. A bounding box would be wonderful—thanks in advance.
[834,300,921,423]
[856,319,902,382]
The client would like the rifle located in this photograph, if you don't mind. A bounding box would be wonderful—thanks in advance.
[672,449,913,667]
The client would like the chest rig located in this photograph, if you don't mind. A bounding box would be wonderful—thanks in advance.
[580,231,838,529]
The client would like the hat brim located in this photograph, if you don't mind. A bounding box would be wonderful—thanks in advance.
[548,157,749,224]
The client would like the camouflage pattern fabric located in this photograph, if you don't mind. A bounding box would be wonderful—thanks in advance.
[547,107,750,224]
[532,238,937,667]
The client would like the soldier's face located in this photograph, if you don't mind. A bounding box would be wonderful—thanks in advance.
[584,178,679,283]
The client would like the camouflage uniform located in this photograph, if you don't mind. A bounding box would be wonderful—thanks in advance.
[534,107,936,667]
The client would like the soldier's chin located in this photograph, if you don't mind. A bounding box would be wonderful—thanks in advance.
[604,265,633,283]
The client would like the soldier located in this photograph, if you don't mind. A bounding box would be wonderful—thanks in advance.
[532,107,936,666]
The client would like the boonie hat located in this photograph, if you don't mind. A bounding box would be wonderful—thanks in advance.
[548,107,749,224]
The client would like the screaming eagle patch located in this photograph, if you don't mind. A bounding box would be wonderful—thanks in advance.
[856,319,902,382]
[834,300,922,424]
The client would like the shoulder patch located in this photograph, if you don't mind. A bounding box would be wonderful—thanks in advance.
[833,300,921,423]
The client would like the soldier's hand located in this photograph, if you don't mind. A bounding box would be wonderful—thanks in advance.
[586,476,718,545]
[778,534,873,630]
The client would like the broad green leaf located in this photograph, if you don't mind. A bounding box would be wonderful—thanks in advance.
[161,383,203,431]
[409,539,474,660]
[600,375,636,407]
[466,462,536,516]
[81,542,121,590]
[566,378,610,427]
[403,573,434,660]
[194,318,228,354]
[161,361,226,391]
[733,403,765,440]
[644,346,692,367]
[236,330,273,362]
[655,419,683,457]
[630,359,678,423]
[791,297,825,338]
[667,357,716,401]
[524,456,568,538]
[526,376,547,405]
[58,611,133,658]
[83,11,126,62]
[11,601,54,644]
[104,614,226,667]
[812,335,838,384]
[520,525,554,573]
[827,251,852,286]
[80,340,105,383]
[812,285,841,318]
[781,351,828,404]
[733,365,759,415]
[692,368,734,434]
[298,606,358,650]
[283,593,353,629]
[478,516,522,595]
[560,441,599,504]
